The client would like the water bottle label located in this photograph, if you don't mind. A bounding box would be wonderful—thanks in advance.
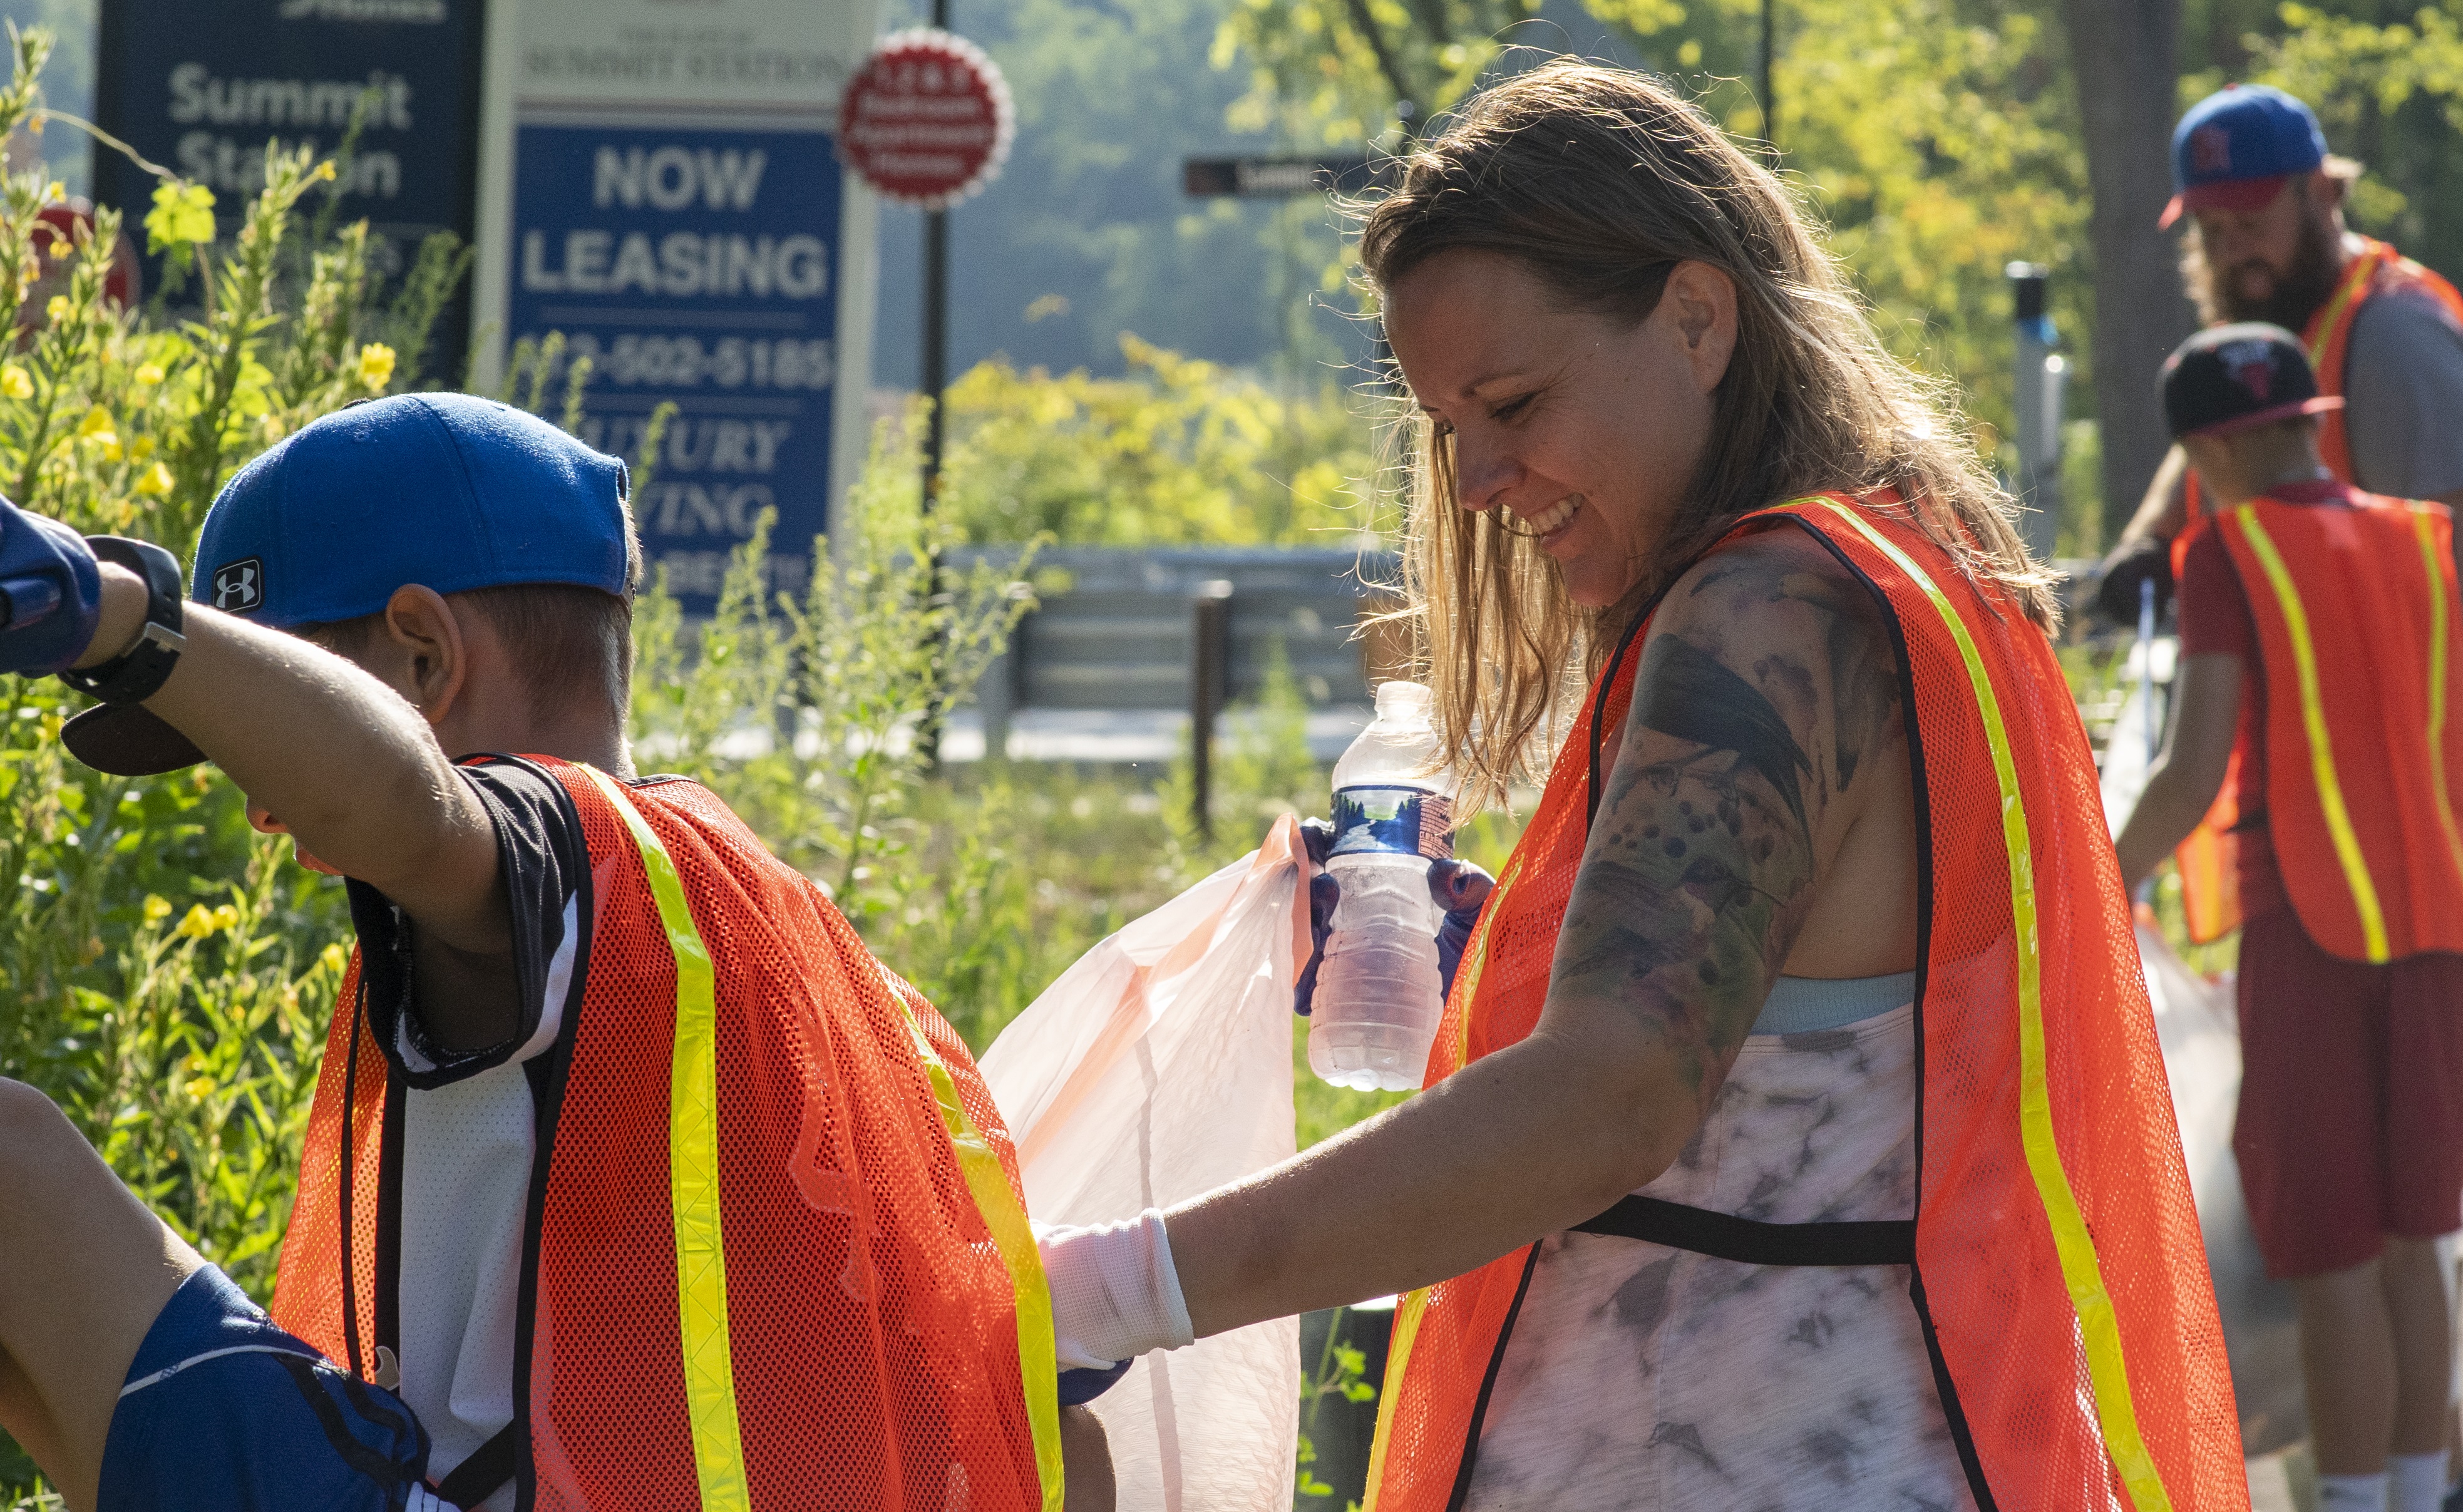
[1330,786,1453,860]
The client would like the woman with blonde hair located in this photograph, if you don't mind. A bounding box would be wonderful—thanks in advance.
[1041,60,2246,1509]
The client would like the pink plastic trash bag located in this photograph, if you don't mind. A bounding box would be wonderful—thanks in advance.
[2139,922,2303,1453]
[980,815,1313,1512]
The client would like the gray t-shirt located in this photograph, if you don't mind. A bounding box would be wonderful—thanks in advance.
[2343,285,2463,500]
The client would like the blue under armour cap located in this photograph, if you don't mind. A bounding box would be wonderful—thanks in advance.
[193,393,632,628]
[61,394,632,777]
[2161,84,2328,229]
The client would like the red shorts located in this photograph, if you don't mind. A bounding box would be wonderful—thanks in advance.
[2235,907,2463,1278]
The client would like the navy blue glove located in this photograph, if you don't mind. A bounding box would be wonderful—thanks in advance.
[1059,1357,1133,1406]
[1293,816,1496,1016]
[0,500,99,677]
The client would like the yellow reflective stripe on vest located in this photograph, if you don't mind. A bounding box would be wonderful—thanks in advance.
[1447,852,1521,1072]
[1360,1285,1432,1512]
[1818,502,2174,1512]
[2308,247,2381,374]
[2232,508,2391,961]
[581,767,749,1512]
[2411,508,2463,887]
[885,971,1066,1512]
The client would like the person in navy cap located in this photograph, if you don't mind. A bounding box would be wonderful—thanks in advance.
[2095,82,2463,624]
[0,395,1116,1511]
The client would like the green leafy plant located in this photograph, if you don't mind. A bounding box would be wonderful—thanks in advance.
[940,334,1391,547]
[628,400,1046,929]
[1296,1304,1379,1508]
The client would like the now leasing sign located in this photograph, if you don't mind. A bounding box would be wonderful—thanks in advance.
[479,0,880,615]
[506,123,841,605]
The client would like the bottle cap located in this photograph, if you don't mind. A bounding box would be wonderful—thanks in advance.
[1374,680,1433,716]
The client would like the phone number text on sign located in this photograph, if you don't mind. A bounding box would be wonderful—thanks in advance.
[563,332,836,390]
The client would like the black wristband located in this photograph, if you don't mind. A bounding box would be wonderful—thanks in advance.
[59,537,185,704]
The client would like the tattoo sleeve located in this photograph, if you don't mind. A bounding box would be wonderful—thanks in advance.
[1547,532,1903,1116]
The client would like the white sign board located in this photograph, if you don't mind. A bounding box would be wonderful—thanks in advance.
[471,0,881,609]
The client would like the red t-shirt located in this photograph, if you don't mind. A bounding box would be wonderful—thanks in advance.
[2172,478,2358,922]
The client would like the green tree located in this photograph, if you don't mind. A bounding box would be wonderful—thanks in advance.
[1217,0,1543,143]
[1223,0,2096,517]
[939,334,1390,546]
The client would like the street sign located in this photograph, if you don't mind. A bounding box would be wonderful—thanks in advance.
[838,29,1013,209]
[473,0,880,616]
[1182,156,1380,198]
[93,0,485,375]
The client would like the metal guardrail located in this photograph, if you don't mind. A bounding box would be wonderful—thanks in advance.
[949,545,1403,713]
[944,545,1402,831]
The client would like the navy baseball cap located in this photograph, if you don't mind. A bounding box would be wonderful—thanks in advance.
[2161,84,2328,229]
[2160,321,2343,441]
[64,393,634,775]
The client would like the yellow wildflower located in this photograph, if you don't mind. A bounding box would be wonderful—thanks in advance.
[313,160,337,183]
[76,409,120,459]
[145,182,216,249]
[173,903,217,938]
[133,362,165,386]
[43,180,61,202]
[135,460,173,497]
[130,434,155,460]
[356,342,396,391]
[0,366,31,400]
[44,295,66,324]
[183,1076,215,1101]
[142,894,172,925]
[212,903,240,933]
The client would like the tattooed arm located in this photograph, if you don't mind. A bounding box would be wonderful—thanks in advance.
[1163,528,1916,1337]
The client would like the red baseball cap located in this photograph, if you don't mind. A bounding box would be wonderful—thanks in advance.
[2159,85,2328,230]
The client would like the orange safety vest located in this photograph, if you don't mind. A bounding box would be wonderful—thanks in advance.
[270,758,1061,1511]
[2181,238,2463,515]
[1363,496,2245,1512]
[2183,490,2463,961]
[2308,238,2463,483]
[2173,239,2463,940]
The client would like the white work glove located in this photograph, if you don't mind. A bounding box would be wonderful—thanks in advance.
[1036,1208,1196,1371]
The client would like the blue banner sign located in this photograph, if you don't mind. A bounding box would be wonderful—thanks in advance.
[505,121,840,614]
[93,0,483,372]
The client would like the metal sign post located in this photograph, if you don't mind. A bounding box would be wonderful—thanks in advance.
[2007,261,2068,564]
[471,0,881,615]
[838,23,1013,512]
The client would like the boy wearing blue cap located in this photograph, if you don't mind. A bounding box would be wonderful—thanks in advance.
[0,394,1111,1511]
[2095,82,2463,624]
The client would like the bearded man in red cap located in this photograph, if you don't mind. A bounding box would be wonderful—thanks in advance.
[2095,83,2463,624]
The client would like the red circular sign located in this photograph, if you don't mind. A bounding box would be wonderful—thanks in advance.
[839,29,1015,210]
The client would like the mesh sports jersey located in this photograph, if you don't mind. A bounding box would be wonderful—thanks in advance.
[1362,496,2246,1512]
[273,756,1060,1509]
[337,762,584,1511]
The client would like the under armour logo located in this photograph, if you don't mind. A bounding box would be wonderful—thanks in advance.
[2219,339,2276,402]
[212,558,263,613]
[2191,123,2233,176]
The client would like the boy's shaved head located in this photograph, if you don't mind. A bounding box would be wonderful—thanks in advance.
[304,584,635,729]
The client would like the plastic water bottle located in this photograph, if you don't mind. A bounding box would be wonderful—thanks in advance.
[1309,681,1454,1091]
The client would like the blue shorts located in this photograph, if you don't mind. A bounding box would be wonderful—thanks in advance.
[98,1266,434,1512]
